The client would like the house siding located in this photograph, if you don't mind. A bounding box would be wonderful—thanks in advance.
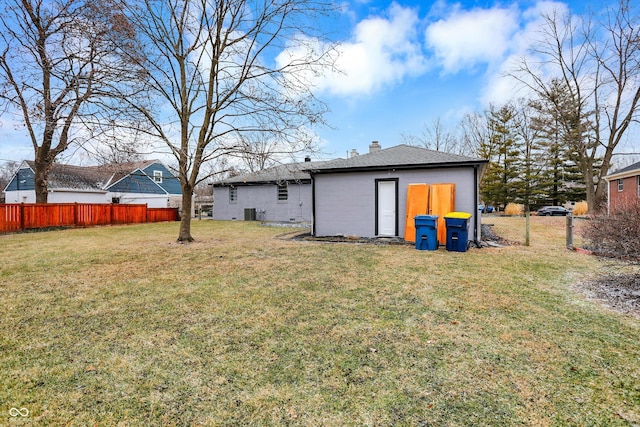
[5,167,35,192]
[108,170,166,194]
[142,163,181,194]
[45,191,109,204]
[4,167,110,204]
[609,174,640,211]
[313,167,479,240]
[213,182,312,222]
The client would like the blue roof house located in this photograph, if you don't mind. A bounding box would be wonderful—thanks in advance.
[3,160,182,208]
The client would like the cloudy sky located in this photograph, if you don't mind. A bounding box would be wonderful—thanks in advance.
[311,0,603,158]
[0,0,631,165]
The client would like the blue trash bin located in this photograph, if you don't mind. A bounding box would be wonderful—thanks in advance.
[444,212,472,252]
[414,215,439,250]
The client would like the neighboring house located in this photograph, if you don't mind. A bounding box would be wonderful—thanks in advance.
[605,160,640,212]
[305,142,488,243]
[3,160,182,208]
[212,159,324,223]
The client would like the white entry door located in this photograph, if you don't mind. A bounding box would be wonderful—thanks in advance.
[377,180,397,236]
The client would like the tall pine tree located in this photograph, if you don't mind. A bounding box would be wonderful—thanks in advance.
[512,101,546,211]
[529,80,589,206]
[480,104,522,210]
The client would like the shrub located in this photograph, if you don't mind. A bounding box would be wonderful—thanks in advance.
[572,201,588,216]
[504,203,524,216]
[580,198,640,258]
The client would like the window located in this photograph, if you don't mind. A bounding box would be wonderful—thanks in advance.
[153,170,163,183]
[618,178,624,192]
[277,183,288,201]
[229,187,237,203]
[637,176,640,196]
[112,197,120,204]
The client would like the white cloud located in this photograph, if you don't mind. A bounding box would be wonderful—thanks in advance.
[425,5,519,74]
[313,3,428,96]
[275,0,577,109]
[478,1,571,106]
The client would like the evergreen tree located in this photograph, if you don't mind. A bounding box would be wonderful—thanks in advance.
[480,104,522,210]
[529,80,591,206]
[512,101,546,211]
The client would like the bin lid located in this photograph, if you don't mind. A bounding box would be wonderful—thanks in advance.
[415,215,439,219]
[444,211,472,219]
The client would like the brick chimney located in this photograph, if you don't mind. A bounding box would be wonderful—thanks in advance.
[350,149,359,158]
[369,140,381,153]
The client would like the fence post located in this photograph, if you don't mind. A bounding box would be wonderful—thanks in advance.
[20,203,25,231]
[566,213,574,249]
[525,210,530,246]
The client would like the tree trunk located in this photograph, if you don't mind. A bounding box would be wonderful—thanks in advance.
[583,161,597,213]
[33,156,49,204]
[177,185,194,242]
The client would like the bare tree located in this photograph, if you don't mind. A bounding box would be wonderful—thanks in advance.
[127,0,337,242]
[509,1,640,211]
[0,160,20,192]
[459,111,490,158]
[590,0,640,208]
[510,9,597,208]
[0,0,144,202]
[402,117,462,154]
[231,129,317,173]
[82,121,150,165]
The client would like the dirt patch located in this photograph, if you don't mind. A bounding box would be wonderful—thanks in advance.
[577,272,640,318]
[293,232,410,245]
[286,224,506,247]
[480,223,520,247]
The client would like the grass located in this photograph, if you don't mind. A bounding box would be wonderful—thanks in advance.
[1,217,639,426]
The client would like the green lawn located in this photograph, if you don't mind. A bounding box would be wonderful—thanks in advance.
[1,217,638,426]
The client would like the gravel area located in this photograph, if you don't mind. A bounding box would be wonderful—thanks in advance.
[578,272,640,318]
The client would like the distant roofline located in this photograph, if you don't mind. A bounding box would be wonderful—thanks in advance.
[304,159,488,175]
[9,159,174,192]
[302,144,487,174]
[212,160,325,186]
[213,178,312,187]
[605,160,640,181]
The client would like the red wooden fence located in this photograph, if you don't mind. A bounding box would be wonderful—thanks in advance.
[0,203,179,233]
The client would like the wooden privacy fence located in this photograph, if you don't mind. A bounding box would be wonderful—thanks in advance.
[0,203,179,233]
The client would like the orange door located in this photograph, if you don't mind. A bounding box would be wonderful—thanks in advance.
[429,183,455,245]
[404,184,429,242]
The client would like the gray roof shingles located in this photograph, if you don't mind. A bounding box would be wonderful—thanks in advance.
[304,144,486,173]
[610,160,640,176]
[216,145,487,185]
[24,160,160,191]
[217,160,328,185]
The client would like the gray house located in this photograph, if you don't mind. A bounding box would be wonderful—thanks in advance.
[212,160,325,223]
[305,142,488,243]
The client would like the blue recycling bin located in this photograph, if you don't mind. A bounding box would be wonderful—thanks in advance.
[414,215,439,250]
[444,212,472,252]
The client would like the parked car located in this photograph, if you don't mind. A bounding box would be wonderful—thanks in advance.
[537,206,570,216]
